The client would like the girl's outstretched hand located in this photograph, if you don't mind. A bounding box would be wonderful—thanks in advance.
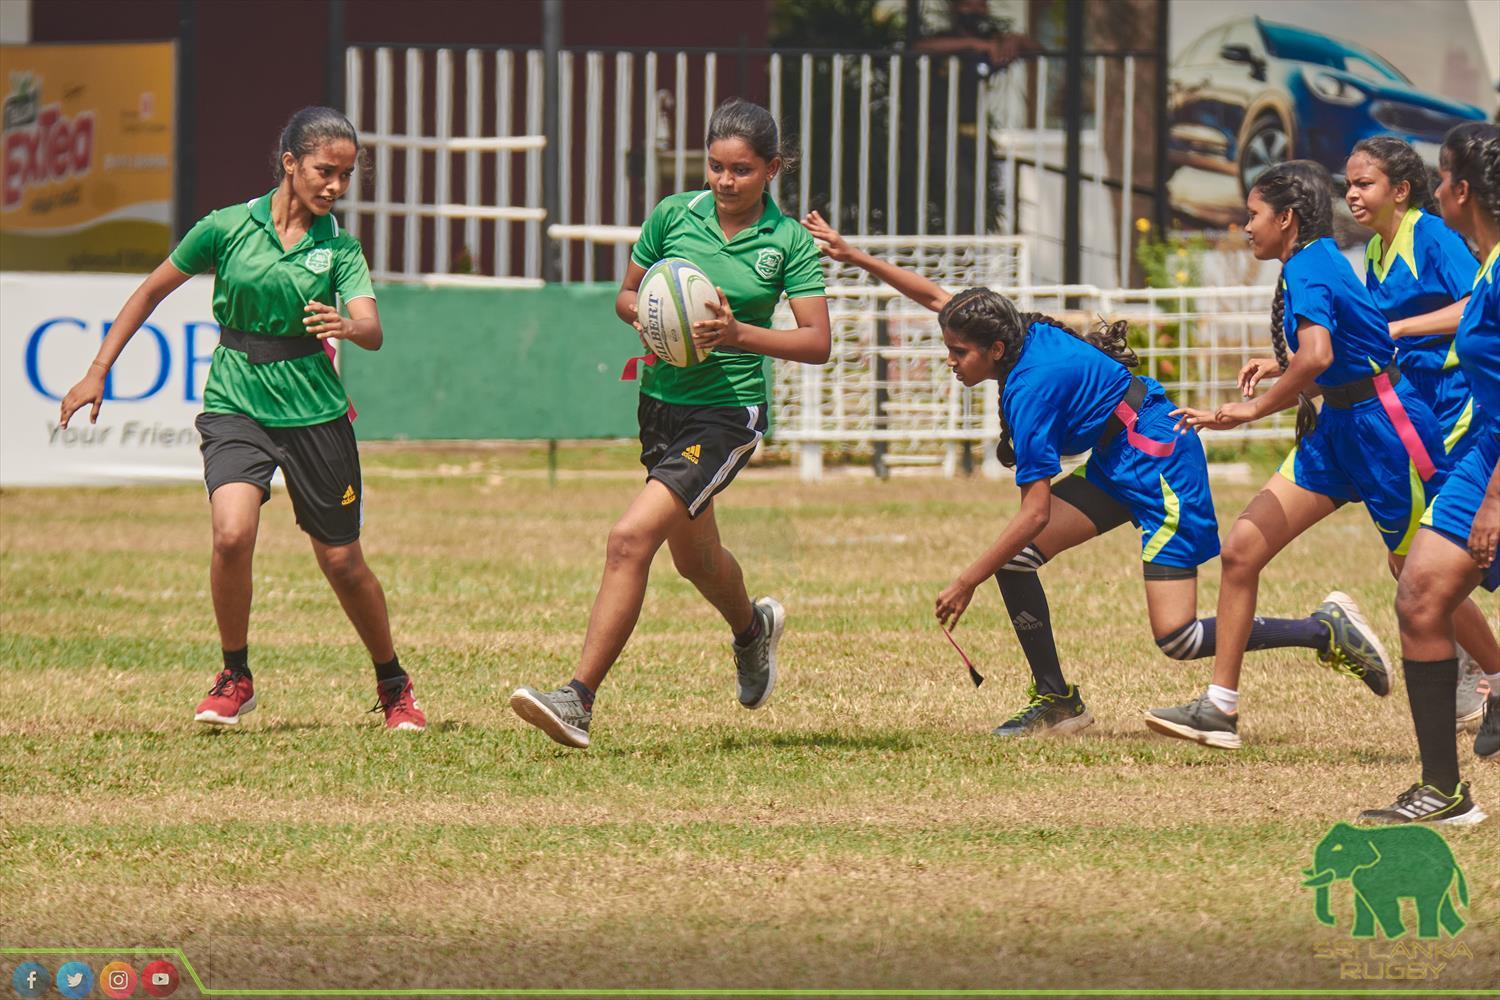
[1172,400,1255,433]
[59,369,106,428]
[1237,357,1282,397]
[935,576,977,629]
[802,210,852,262]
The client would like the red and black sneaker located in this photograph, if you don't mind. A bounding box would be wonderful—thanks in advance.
[195,669,256,726]
[371,677,426,732]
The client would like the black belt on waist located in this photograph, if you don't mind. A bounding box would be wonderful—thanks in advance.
[218,327,325,365]
[1320,364,1402,409]
[1096,376,1149,451]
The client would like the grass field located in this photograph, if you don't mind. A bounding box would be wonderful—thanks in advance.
[2,442,1496,995]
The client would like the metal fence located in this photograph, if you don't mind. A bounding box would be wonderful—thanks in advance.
[341,43,1156,290]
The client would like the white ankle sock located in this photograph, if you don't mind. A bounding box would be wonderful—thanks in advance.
[1207,684,1239,715]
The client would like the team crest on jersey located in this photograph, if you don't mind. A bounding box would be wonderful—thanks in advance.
[305,248,333,274]
[753,248,782,279]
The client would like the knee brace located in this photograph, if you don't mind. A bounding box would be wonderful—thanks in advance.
[1156,619,1212,660]
[999,544,1047,574]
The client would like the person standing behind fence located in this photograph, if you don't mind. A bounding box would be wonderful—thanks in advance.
[508,99,830,750]
[57,106,426,733]
[1150,161,1487,762]
[802,211,1385,743]
[1345,136,1492,730]
[1362,123,1500,826]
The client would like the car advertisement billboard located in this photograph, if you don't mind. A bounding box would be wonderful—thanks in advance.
[1167,0,1499,227]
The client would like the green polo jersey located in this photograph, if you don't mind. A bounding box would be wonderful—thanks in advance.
[631,190,825,408]
[169,191,375,427]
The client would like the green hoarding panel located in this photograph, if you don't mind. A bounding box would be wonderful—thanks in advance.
[340,283,643,440]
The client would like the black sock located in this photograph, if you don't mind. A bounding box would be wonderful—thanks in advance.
[734,611,762,647]
[374,655,406,686]
[223,647,250,679]
[1156,616,1328,661]
[995,566,1068,696]
[567,678,595,711]
[1406,657,1460,792]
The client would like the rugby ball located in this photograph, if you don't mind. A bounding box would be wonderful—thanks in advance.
[637,257,718,367]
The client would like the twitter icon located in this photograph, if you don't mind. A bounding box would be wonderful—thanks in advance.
[56,961,94,998]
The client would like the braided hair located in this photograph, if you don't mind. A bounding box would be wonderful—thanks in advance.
[937,287,1138,467]
[1252,160,1334,444]
[1351,136,1437,215]
[1442,122,1500,228]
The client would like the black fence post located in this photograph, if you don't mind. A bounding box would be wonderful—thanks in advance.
[174,0,196,239]
[326,0,346,111]
[542,0,563,283]
[1062,0,1083,289]
[1154,0,1171,232]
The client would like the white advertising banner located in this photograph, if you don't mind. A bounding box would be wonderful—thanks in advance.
[1,271,217,485]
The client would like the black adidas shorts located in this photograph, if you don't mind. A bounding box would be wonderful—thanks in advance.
[197,412,363,546]
[638,396,767,519]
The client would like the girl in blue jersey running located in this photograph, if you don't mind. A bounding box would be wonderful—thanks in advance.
[1345,136,1494,730]
[1149,161,1492,753]
[1361,123,1500,826]
[803,211,1385,741]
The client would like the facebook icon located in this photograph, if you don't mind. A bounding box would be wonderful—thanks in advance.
[10,962,48,998]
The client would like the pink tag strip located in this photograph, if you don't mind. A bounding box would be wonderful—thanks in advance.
[941,625,985,688]
[620,353,657,381]
[1113,401,1175,458]
[1372,372,1436,481]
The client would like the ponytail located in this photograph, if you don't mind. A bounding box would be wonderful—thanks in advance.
[1270,269,1319,443]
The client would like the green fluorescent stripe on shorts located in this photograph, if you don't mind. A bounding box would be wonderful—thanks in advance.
[1276,446,1299,483]
[1444,339,1461,370]
[1142,474,1181,563]
[1445,397,1474,453]
[1395,460,1424,557]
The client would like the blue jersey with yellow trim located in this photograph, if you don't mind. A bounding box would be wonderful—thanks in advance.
[1364,208,1477,373]
[1283,238,1396,387]
[1456,243,1500,438]
[1001,322,1133,485]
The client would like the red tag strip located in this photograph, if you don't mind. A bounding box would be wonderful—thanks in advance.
[1113,400,1174,457]
[1372,372,1436,481]
[620,353,658,381]
[941,625,985,688]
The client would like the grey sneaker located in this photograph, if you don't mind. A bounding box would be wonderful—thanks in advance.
[734,596,784,709]
[1456,647,1486,732]
[510,685,591,749]
[992,683,1094,738]
[1144,692,1242,749]
[1311,591,1392,696]
[1357,781,1487,826]
[1476,692,1500,760]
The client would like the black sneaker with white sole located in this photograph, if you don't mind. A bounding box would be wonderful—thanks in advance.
[1357,781,1487,826]
[510,684,591,749]
[1476,692,1500,759]
[992,683,1094,738]
[1311,591,1392,696]
[734,596,784,709]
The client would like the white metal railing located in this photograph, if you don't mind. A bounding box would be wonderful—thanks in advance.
[767,280,1287,479]
[346,45,1146,289]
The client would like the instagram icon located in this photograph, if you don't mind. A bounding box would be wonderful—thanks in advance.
[100,961,138,998]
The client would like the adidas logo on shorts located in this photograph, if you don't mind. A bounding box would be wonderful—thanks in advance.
[682,444,701,465]
[340,485,357,506]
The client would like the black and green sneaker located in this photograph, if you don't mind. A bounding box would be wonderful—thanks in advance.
[1357,781,1487,826]
[1311,591,1392,696]
[992,683,1094,738]
[1476,692,1500,760]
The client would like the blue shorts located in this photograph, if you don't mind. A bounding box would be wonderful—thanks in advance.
[1078,392,1221,570]
[1278,377,1447,555]
[1421,430,1500,592]
[1402,361,1482,466]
